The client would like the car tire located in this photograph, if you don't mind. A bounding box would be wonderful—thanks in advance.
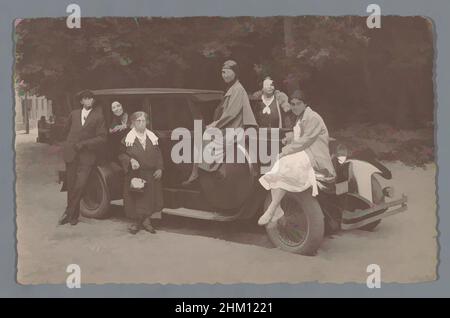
[264,190,325,256]
[80,169,111,219]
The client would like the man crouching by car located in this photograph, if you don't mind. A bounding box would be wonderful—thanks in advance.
[59,90,107,226]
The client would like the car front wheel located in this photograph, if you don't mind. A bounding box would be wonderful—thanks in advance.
[264,189,325,256]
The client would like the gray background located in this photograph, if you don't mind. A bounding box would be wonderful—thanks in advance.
[1,0,448,297]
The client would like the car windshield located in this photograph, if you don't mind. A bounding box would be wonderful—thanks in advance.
[92,93,222,131]
[149,96,194,131]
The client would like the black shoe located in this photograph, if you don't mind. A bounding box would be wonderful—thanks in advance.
[142,217,156,234]
[128,223,141,234]
[58,213,70,225]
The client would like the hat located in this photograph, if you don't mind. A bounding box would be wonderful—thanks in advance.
[222,60,239,77]
[78,89,94,100]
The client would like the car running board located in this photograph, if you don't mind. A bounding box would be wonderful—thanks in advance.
[162,207,238,221]
[111,198,242,222]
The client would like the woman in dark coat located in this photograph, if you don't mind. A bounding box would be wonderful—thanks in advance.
[254,77,283,128]
[118,111,163,234]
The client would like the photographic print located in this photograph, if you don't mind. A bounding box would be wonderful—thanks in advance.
[14,14,437,285]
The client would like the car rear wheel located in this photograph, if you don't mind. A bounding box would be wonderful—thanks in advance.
[264,190,325,256]
[80,169,111,219]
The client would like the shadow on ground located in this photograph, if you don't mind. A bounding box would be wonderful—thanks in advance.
[108,204,274,249]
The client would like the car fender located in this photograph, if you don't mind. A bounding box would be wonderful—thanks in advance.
[347,159,382,202]
[96,162,125,201]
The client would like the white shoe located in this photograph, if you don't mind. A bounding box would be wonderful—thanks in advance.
[258,210,274,226]
[271,207,285,223]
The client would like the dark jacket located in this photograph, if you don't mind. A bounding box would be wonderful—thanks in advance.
[118,136,164,219]
[213,80,257,129]
[118,136,164,174]
[255,98,282,128]
[62,107,107,165]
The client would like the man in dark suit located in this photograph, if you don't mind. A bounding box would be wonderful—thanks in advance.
[59,90,107,225]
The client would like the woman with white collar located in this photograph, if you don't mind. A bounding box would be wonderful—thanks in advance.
[255,77,283,128]
[118,111,163,234]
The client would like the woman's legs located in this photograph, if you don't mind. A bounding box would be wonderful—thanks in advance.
[269,188,287,212]
[182,141,202,185]
[182,163,199,186]
[125,188,142,234]
[258,188,287,225]
[182,134,226,186]
[128,215,157,234]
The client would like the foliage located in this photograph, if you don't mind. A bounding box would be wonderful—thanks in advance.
[15,16,434,130]
[334,123,434,167]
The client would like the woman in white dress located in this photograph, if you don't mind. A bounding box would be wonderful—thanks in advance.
[258,90,335,225]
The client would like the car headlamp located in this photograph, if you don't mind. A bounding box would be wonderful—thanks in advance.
[382,186,395,198]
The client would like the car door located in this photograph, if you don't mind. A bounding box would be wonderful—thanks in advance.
[149,95,196,188]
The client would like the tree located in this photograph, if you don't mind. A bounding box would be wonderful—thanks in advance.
[14,16,434,129]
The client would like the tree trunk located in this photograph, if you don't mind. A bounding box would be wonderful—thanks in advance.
[394,74,409,128]
[283,17,295,58]
[65,93,73,115]
[24,94,29,134]
[283,17,302,94]
[362,50,382,124]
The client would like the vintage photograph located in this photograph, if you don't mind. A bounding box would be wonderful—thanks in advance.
[14,15,436,285]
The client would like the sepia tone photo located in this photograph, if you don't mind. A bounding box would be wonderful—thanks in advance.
[14,15,436,285]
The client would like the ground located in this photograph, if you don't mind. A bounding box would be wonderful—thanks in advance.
[15,130,437,285]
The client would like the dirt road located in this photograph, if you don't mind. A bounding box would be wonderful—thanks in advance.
[15,131,437,285]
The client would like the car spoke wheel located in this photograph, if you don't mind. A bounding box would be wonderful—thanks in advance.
[274,197,308,247]
[264,190,324,255]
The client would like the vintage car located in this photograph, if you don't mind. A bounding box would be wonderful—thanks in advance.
[64,88,407,255]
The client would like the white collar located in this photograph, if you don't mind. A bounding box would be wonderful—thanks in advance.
[261,94,275,107]
[82,107,92,114]
[125,128,159,146]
